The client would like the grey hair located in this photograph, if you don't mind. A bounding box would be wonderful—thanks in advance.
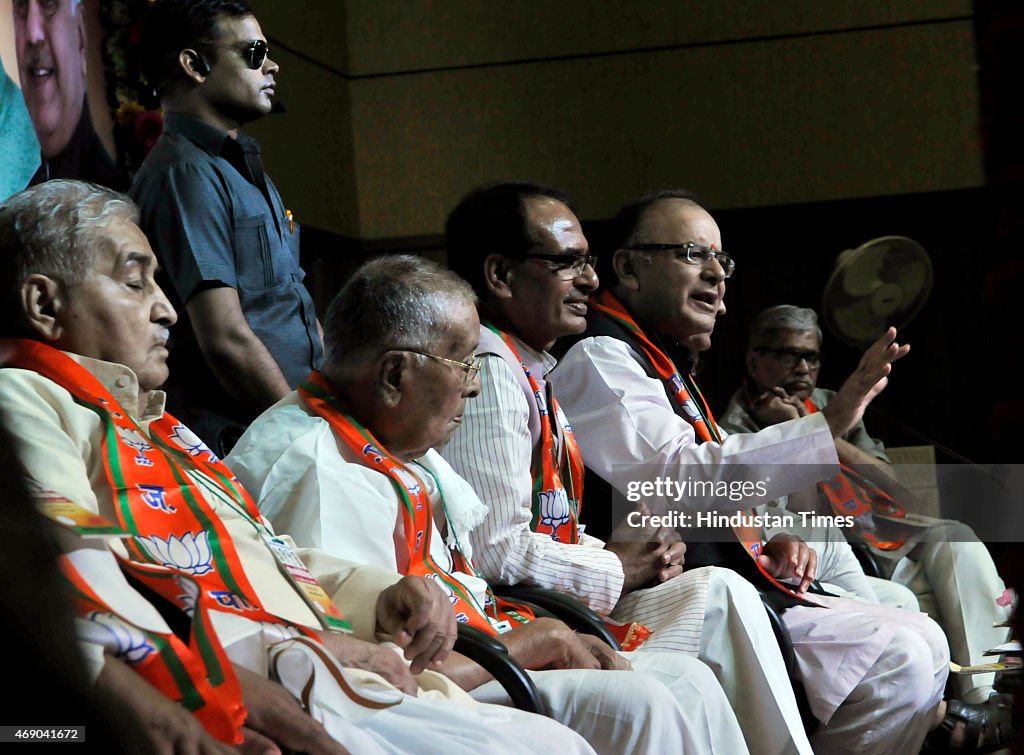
[748,305,822,349]
[0,180,139,335]
[323,254,478,370]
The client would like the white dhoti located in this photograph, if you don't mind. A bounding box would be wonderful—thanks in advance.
[891,521,1010,701]
[787,598,949,755]
[473,649,748,755]
[697,567,813,755]
[610,565,812,754]
[220,615,595,755]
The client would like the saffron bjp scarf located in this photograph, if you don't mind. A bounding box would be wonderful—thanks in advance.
[299,372,534,636]
[61,555,245,743]
[484,322,584,544]
[801,399,907,550]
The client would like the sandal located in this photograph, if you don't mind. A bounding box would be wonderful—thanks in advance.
[922,696,1018,753]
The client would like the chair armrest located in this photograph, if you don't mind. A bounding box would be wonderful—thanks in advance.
[849,541,886,579]
[496,585,622,650]
[758,590,818,732]
[454,624,548,716]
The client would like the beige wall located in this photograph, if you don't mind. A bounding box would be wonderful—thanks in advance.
[249,1,983,239]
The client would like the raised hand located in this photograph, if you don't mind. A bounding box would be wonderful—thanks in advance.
[822,327,910,439]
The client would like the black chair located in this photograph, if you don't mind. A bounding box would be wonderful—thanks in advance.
[496,584,622,650]
[454,624,548,716]
[849,540,886,579]
[759,590,818,733]
[216,423,247,459]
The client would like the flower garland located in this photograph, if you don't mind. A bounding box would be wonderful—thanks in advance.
[99,0,162,181]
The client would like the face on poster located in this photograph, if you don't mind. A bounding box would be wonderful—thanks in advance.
[2,0,116,174]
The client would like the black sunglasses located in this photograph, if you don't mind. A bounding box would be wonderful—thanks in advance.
[209,39,270,70]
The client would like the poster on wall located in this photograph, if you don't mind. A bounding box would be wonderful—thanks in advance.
[1,0,158,199]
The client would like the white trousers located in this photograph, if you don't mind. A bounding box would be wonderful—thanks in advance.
[605,564,811,754]
[772,518,952,754]
[891,521,1010,701]
[788,515,1010,701]
[269,636,596,755]
[804,619,948,755]
[473,649,748,755]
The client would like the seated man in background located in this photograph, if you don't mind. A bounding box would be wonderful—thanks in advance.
[550,189,975,754]
[0,179,595,755]
[438,182,813,755]
[228,253,750,755]
[719,304,1009,704]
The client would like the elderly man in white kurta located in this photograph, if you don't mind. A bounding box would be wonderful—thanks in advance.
[228,253,750,755]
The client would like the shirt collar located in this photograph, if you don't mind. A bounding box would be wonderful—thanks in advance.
[506,332,558,378]
[163,112,234,155]
[64,353,166,422]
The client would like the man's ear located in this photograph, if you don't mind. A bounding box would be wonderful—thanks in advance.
[744,349,758,378]
[20,274,64,341]
[482,254,515,299]
[611,249,641,291]
[75,8,86,67]
[374,352,410,408]
[179,49,210,82]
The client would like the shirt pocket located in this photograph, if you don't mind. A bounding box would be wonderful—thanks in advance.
[233,214,282,293]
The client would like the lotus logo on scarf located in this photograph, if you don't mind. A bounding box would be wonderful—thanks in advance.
[680,399,702,422]
[79,612,156,664]
[169,424,220,463]
[426,573,458,605]
[392,467,422,496]
[748,542,762,557]
[117,426,154,467]
[135,531,214,576]
[670,373,684,393]
[534,390,549,416]
[538,489,570,529]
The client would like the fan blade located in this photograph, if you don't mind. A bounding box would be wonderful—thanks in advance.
[830,297,887,347]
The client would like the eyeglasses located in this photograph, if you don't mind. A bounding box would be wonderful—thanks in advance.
[756,347,821,369]
[211,39,270,70]
[626,242,735,278]
[524,252,598,280]
[393,348,483,385]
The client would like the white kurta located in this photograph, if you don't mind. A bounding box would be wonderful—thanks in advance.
[552,335,950,755]
[228,393,751,755]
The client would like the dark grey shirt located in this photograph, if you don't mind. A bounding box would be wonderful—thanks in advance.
[130,113,322,441]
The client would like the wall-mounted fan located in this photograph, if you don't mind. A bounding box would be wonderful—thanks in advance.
[821,236,932,348]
